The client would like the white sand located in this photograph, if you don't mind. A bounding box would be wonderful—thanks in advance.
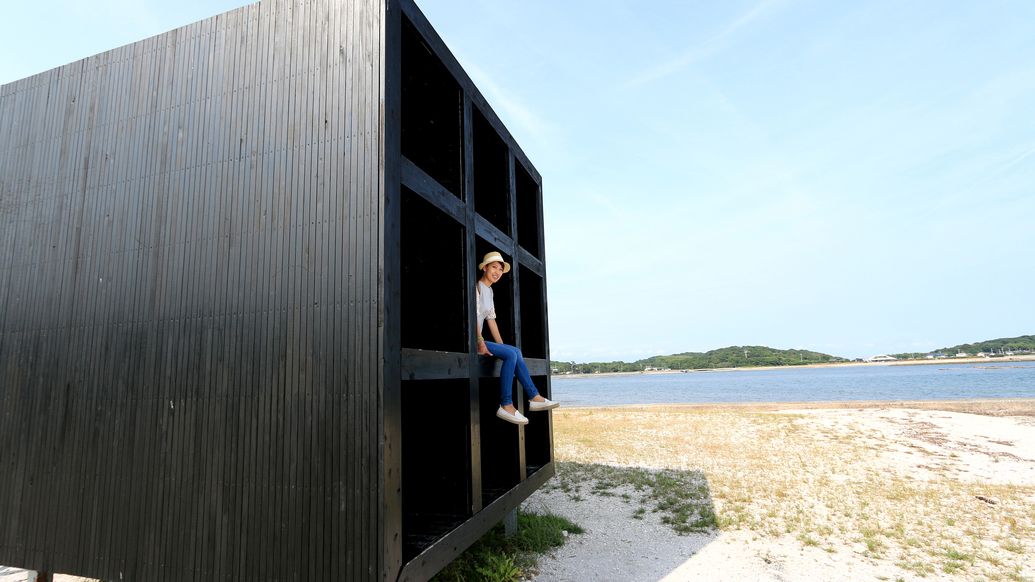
[527,408,1035,582]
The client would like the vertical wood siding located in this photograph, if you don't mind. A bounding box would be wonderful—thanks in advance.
[0,0,385,580]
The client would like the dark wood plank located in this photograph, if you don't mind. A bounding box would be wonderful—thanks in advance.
[516,247,543,278]
[382,0,405,576]
[505,152,528,480]
[473,215,512,255]
[400,157,466,225]
[400,348,468,380]
[461,92,482,516]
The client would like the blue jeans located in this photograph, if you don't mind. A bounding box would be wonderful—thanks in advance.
[484,342,540,407]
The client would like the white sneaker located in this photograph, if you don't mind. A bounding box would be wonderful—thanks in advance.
[529,398,559,411]
[497,406,529,425]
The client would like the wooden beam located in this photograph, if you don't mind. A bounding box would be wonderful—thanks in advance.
[400,349,470,381]
[474,216,511,252]
[401,156,466,226]
[399,350,548,380]
[516,247,544,278]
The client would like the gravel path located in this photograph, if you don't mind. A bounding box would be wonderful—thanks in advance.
[522,483,714,581]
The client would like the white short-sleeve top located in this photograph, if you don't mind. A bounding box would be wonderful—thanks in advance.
[476,281,496,337]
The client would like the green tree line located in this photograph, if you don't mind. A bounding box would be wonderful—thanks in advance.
[552,345,842,374]
[934,335,1035,356]
[890,335,1035,359]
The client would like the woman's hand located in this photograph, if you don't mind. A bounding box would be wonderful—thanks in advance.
[478,341,493,356]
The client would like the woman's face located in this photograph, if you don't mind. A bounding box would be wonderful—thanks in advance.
[482,261,504,284]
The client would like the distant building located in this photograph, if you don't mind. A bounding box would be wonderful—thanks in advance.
[955,352,969,358]
[867,355,898,362]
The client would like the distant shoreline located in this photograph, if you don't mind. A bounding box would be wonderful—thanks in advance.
[560,397,1035,417]
[551,354,1035,379]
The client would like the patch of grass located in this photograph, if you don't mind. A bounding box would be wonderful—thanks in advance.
[944,548,973,563]
[1007,565,1033,582]
[431,509,584,582]
[474,554,520,582]
[555,462,719,535]
[1003,540,1025,554]
[897,560,935,577]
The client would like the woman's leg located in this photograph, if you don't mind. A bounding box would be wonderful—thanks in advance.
[512,353,540,399]
[484,342,518,406]
[485,342,541,402]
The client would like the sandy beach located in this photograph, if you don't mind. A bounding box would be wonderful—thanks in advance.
[526,398,1035,582]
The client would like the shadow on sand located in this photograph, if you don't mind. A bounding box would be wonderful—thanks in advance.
[520,461,722,582]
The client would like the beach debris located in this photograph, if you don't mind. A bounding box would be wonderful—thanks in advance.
[975,495,1000,505]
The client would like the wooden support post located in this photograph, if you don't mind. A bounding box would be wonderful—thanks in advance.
[505,508,518,538]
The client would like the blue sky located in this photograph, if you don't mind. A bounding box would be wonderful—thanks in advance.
[3,0,1033,361]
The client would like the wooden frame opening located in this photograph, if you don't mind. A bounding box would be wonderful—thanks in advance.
[524,374,552,475]
[518,265,546,360]
[515,161,542,259]
[401,378,473,562]
[472,107,510,236]
[401,187,467,353]
[477,378,522,505]
[402,15,464,199]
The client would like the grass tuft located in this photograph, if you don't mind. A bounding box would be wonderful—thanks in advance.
[431,509,583,582]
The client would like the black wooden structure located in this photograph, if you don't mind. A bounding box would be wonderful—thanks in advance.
[0,0,553,580]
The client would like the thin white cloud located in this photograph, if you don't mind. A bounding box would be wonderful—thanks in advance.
[626,0,790,87]
[1001,146,1035,172]
[455,56,560,158]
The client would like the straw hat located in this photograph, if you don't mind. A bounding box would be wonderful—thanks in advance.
[478,251,511,274]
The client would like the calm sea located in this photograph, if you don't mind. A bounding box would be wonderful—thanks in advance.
[549,361,1035,407]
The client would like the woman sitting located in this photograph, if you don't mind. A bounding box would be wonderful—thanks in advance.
[475,251,559,424]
